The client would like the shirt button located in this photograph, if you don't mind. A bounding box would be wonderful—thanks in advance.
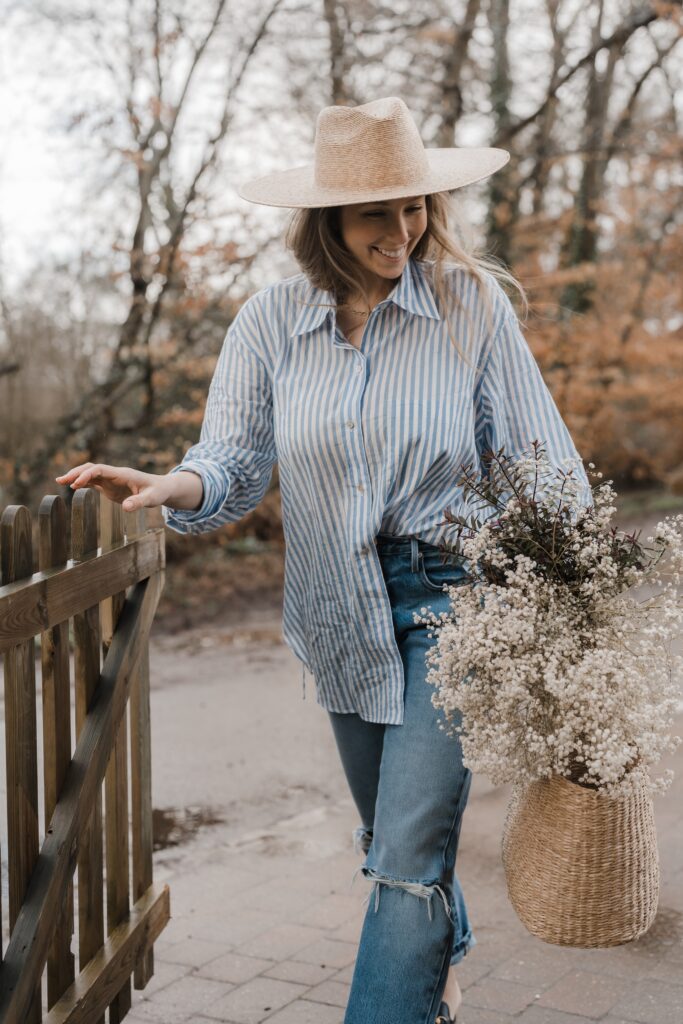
[346,420,355,429]
[356,484,364,493]
[360,547,369,556]
[356,364,363,374]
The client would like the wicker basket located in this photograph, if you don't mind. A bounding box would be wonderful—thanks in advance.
[501,771,659,947]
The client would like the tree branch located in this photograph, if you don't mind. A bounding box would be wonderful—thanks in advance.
[497,4,660,144]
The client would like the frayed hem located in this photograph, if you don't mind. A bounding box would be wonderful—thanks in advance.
[449,932,477,964]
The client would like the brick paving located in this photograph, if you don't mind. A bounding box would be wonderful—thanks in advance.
[127,631,683,1024]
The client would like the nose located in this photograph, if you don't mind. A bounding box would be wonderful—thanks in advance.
[383,213,411,245]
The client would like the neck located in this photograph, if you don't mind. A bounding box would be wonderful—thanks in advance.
[344,276,397,312]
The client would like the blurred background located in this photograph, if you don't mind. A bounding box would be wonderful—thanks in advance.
[1,0,682,629]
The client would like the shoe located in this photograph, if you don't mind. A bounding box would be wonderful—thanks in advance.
[435,1000,457,1023]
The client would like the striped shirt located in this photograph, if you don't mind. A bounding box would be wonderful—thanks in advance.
[163,257,591,724]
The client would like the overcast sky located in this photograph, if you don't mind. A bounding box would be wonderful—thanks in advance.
[0,7,82,289]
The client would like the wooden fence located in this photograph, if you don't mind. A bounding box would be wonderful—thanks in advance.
[0,489,169,1023]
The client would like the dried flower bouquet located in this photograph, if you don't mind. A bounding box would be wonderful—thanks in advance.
[416,440,683,799]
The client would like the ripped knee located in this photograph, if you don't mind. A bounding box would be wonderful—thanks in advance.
[353,865,453,923]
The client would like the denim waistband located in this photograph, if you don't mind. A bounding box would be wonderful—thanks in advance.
[375,532,437,552]
[374,531,467,571]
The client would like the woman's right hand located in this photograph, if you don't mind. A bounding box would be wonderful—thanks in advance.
[55,463,174,513]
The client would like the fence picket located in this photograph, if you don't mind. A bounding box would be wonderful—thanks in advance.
[72,489,105,1024]
[1,504,41,1022]
[101,496,132,1021]
[126,509,156,988]
[38,496,76,1008]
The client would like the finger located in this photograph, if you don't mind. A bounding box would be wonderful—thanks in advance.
[70,472,94,488]
[71,464,110,487]
[123,485,155,512]
[55,463,93,482]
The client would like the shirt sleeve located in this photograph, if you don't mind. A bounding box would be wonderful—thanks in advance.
[473,288,593,520]
[163,297,277,535]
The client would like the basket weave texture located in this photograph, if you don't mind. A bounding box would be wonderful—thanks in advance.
[501,771,659,947]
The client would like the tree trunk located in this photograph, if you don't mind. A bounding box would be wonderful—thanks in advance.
[486,0,515,267]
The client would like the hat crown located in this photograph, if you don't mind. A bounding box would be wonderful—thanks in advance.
[314,96,430,194]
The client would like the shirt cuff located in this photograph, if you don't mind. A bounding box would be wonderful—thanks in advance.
[162,461,229,533]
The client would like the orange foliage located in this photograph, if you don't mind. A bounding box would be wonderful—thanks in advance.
[514,170,683,487]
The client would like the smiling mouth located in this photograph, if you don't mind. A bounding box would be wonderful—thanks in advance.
[372,245,408,260]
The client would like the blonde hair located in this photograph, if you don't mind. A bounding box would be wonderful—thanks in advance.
[284,191,528,373]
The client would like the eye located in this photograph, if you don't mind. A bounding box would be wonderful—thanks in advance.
[363,205,424,218]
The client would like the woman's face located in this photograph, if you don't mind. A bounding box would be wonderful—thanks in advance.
[338,195,428,291]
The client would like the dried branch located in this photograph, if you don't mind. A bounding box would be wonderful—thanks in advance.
[497,3,660,144]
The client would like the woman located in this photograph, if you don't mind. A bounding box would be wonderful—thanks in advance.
[57,97,591,1024]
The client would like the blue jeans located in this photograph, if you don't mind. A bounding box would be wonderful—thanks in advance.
[329,533,476,1024]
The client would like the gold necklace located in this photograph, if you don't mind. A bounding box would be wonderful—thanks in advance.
[338,303,370,318]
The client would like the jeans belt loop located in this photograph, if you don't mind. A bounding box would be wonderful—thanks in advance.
[410,536,420,573]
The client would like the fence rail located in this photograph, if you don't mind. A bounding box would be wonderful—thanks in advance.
[0,490,169,1023]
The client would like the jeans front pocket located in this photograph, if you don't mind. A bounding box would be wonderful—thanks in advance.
[416,547,467,592]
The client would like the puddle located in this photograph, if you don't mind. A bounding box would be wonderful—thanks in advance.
[153,805,225,851]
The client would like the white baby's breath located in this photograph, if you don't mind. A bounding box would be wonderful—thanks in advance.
[417,444,683,799]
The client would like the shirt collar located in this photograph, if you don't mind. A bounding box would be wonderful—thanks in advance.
[291,257,441,337]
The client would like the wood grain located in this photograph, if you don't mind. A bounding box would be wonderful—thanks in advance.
[39,495,76,1008]
[72,489,105,1024]
[101,496,131,1021]
[0,569,163,1024]
[0,528,165,654]
[1,504,41,1023]
[127,509,158,988]
[44,883,170,1024]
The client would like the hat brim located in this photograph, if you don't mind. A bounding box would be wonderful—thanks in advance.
[237,148,510,208]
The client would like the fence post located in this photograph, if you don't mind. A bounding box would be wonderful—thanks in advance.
[1,504,41,1023]
[39,495,76,1008]
[72,488,105,1024]
[101,495,132,1021]
[127,508,156,988]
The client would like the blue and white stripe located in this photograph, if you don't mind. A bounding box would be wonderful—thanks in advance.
[163,257,591,724]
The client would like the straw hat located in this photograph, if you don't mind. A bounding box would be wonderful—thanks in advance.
[237,96,510,209]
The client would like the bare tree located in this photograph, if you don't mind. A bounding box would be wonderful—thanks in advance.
[485,0,514,265]
[435,0,482,146]
[323,0,354,103]
[18,0,286,501]
[559,0,619,313]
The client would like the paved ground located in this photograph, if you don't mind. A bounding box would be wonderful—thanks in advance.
[119,608,683,1024]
